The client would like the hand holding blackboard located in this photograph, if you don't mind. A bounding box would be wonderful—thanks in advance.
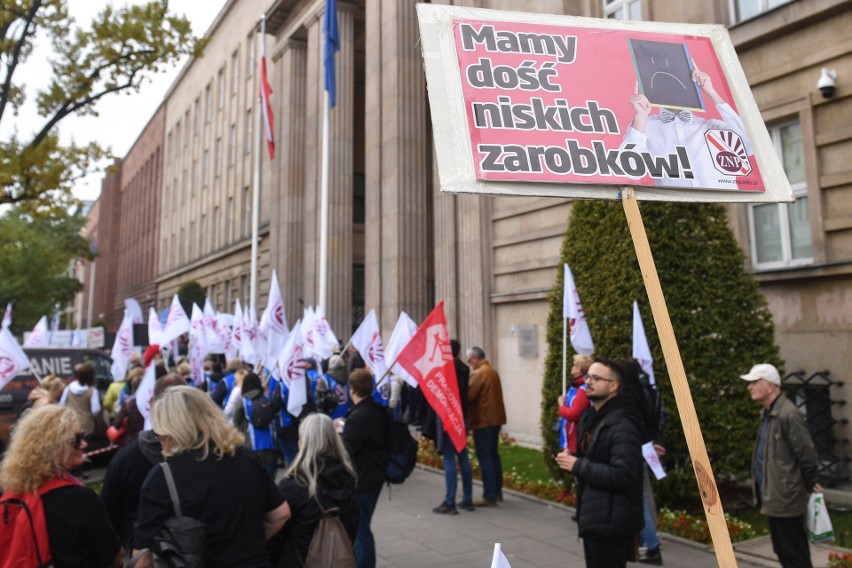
[690,59,723,105]
[630,81,652,133]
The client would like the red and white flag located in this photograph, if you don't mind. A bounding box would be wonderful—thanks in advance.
[188,304,208,387]
[135,345,160,431]
[563,263,594,356]
[23,316,48,348]
[148,307,164,347]
[110,311,134,382]
[351,309,388,384]
[202,298,225,354]
[241,305,258,365]
[261,269,289,369]
[0,326,30,391]
[385,311,419,388]
[277,322,307,416]
[395,301,466,453]
[2,303,12,329]
[162,295,190,345]
[259,17,275,159]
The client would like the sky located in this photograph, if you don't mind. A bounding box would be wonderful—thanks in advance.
[4,0,228,202]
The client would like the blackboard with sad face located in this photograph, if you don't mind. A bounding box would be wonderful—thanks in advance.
[629,39,705,112]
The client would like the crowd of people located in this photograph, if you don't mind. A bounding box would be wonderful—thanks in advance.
[0,333,824,568]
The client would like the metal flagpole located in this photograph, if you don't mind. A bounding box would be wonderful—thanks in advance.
[562,317,567,395]
[318,91,330,315]
[250,16,264,314]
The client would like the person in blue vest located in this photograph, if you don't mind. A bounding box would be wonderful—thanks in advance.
[235,372,281,478]
[325,354,351,420]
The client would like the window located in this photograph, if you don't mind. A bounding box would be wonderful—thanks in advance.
[231,48,240,95]
[243,186,251,237]
[225,280,232,309]
[205,83,212,123]
[184,111,190,146]
[748,121,812,269]
[229,124,236,166]
[247,33,256,78]
[245,109,253,154]
[217,68,225,110]
[604,0,642,20]
[200,214,207,254]
[202,150,210,187]
[227,196,235,242]
[731,0,793,24]
[241,275,249,306]
[194,98,201,134]
[215,137,222,177]
[213,205,220,249]
[166,131,172,165]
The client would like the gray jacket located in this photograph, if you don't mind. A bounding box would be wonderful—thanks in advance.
[752,393,820,517]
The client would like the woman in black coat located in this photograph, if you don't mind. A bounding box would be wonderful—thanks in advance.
[269,413,359,567]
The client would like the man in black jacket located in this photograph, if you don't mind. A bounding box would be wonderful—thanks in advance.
[555,359,644,568]
[341,368,390,568]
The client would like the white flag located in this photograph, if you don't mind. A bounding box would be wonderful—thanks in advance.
[261,270,289,368]
[563,263,594,356]
[2,303,12,329]
[632,301,656,386]
[240,305,258,365]
[161,295,190,345]
[148,307,164,346]
[0,326,30,391]
[385,311,419,388]
[351,309,388,384]
[202,298,225,354]
[135,360,157,430]
[229,300,244,362]
[110,311,134,382]
[23,316,48,347]
[490,543,512,568]
[188,304,208,387]
[302,306,336,361]
[124,298,144,324]
[278,322,307,416]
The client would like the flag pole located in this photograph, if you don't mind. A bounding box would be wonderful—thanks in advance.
[561,317,567,395]
[621,187,736,567]
[250,16,265,315]
[318,91,330,316]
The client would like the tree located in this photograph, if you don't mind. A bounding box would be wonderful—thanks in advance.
[0,206,92,335]
[1,0,203,215]
[540,200,782,503]
[177,280,204,316]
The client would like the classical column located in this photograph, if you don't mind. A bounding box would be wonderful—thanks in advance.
[364,0,431,333]
[271,39,308,320]
[305,3,354,333]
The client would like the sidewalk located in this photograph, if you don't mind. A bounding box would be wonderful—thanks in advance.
[372,467,841,568]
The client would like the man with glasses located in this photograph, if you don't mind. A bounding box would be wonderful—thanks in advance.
[742,363,821,568]
[555,359,643,568]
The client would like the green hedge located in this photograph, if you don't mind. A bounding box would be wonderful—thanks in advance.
[539,199,782,503]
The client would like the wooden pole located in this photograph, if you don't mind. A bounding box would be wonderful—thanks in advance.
[620,187,737,567]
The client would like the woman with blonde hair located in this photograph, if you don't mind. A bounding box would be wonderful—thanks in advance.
[0,405,122,567]
[25,374,65,409]
[131,386,289,568]
[269,413,358,567]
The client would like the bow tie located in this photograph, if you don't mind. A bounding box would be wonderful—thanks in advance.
[659,109,693,123]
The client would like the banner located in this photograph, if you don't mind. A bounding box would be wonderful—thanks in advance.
[395,301,466,453]
[416,5,792,203]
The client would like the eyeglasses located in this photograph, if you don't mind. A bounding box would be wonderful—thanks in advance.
[71,432,86,450]
[585,374,615,384]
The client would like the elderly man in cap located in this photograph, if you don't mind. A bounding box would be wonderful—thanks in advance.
[743,363,822,568]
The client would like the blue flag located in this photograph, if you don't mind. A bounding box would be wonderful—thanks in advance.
[323,0,339,107]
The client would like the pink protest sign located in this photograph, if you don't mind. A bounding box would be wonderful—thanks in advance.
[417,5,793,203]
[454,20,764,192]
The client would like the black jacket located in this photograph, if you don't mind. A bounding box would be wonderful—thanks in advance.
[342,397,390,491]
[573,395,644,539]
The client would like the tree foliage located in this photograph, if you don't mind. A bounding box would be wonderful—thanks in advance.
[540,200,782,503]
[177,280,204,316]
[0,206,92,335]
[0,0,203,215]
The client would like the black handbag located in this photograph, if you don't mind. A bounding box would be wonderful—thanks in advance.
[151,462,208,568]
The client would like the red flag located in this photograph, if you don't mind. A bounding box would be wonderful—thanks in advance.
[395,301,466,453]
[260,20,275,159]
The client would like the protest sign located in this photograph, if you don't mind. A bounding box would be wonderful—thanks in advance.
[417,5,792,203]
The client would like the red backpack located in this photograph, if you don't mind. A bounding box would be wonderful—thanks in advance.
[1,477,81,568]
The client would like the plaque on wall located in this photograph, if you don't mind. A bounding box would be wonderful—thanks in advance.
[518,324,537,358]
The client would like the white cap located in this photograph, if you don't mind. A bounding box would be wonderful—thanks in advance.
[740,364,781,386]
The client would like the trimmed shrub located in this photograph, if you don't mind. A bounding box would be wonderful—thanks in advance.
[540,200,782,504]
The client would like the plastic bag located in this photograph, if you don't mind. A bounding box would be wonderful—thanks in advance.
[807,492,834,543]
